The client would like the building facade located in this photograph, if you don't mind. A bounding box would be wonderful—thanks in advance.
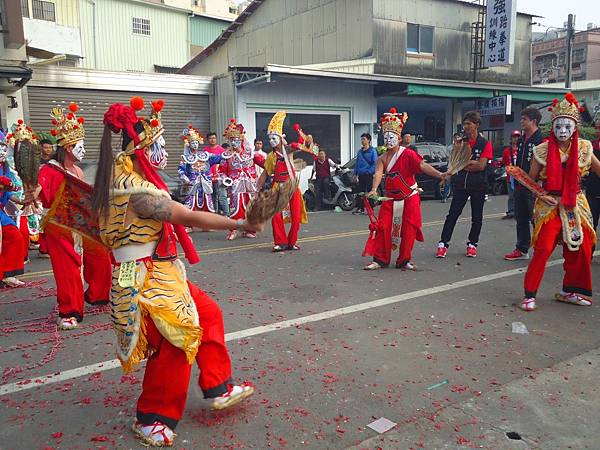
[533,26,600,85]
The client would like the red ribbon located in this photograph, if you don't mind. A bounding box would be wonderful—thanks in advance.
[545,129,579,208]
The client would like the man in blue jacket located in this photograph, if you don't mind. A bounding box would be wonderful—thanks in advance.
[354,133,378,214]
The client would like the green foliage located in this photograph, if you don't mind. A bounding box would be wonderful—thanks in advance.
[376,146,387,155]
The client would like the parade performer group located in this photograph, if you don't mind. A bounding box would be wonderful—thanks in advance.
[517,93,600,311]
[362,108,447,270]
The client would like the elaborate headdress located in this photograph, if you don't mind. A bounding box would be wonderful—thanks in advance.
[379,108,408,136]
[181,125,204,146]
[548,92,584,124]
[49,103,85,147]
[7,119,39,144]
[223,118,245,140]
[103,97,165,154]
[267,111,286,137]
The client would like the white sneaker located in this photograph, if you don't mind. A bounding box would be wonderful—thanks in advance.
[2,277,25,287]
[556,291,592,306]
[226,230,238,240]
[210,382,255,410]
[57,317,79,330]
[132,420,175,447]
[519,297,536,311]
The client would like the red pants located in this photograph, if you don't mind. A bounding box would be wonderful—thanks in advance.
[229,192,250,220]
[272,189,302,247]
[38,232,48,254]
[0,224,25,280]
[18,216,29,261]
[136,282,233,429]
[524,215,593,298]
[370,196,424,266]
[45,232,111,321]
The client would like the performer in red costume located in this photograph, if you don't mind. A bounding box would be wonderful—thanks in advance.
[219,118,265,240]
[520,93,600,311]
[363,108,447,270]
[37,103,111,329]
[257,111,309,252]
[92,97,264,447]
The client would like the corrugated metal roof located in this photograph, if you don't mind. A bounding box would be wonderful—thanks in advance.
[179,0,538,74]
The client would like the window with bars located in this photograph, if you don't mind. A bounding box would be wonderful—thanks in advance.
[132,17,151,36]
[21,0,30,17]
[32,0,56,22]
[407,23,434,54]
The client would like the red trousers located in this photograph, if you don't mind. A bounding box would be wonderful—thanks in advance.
[45,232,111,321]
[272,189,302,247]
[0,224,25,280]
[38,232,48,254]
[524,215,593,298]
[370,196,424,266]
[136,282,233,429]
[18,216,29,261]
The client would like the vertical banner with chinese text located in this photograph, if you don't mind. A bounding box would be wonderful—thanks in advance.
[484,0,517,67]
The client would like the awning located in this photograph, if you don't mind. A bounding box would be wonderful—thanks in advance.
[498,90,563,102]
[407,84,494,99]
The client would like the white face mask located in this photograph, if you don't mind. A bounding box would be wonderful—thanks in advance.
[71,140,85,161]
[383,132,399,149]
[268,133,281,148]
[553,117,576,142]
[230,137,242,149]
[148,135,168,169]
[189,140,200,151]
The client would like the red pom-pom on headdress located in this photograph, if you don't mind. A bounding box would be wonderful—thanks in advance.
[188,124,193,129]
[69,102,79,113]
[151,100,164,113]
[78,117,85,124]
[150,119,159,128]
[17,119,23,125]
[50,129,57,136]
[293,123,300,131]
[298,136,304,144]
[389,107,397,114]
[230,118,236,123]
[130,96,145,111]
[51,119,58,125]
[67,113,74,120]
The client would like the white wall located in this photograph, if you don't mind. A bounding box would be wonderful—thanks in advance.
[23,18,82,57]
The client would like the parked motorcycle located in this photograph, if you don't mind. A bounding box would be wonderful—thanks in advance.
[303,167,355,211]
[487,158,507,196]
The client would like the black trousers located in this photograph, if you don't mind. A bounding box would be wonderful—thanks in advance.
[315,176,331,209]
[514,188,534,253]
[587,194,600,231]
[356,173,373,210]
[440,189,486,246]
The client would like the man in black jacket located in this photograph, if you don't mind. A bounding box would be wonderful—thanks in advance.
[585,119,600,255]
[504,107,544,261]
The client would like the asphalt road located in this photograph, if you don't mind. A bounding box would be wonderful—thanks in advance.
[1,195,599,450]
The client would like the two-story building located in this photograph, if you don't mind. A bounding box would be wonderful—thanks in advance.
[180,0,564,165]
[533,25,600,85]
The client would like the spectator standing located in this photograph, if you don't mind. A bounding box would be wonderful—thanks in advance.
[436,111,493,258]
[311,149,337,210]
[585,119,600,253]
[504,108,544,261]
[401,132,419,153]
[213,143,231,216]
[353,133,377,214]
[501,130,521,219]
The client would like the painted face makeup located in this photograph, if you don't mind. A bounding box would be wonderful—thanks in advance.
[553,117,576,142]
[189,140,200,151]
[148,135,168,169]
[230,137,242,149]
[71,140,85,161]
[383,131,399,149]
[268,133,281,148]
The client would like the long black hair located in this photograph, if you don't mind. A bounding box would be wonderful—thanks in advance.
[91,126,115,216]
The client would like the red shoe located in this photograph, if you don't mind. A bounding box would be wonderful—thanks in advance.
[504,249,529,260]
[466,244,477,257]
[435,243,447,258]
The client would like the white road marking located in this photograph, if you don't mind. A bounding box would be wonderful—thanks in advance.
[0,255,588,397]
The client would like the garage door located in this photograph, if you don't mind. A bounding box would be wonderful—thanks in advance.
[27,87,210,174]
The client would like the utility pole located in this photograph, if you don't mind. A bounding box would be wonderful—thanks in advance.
[565,14,575,89]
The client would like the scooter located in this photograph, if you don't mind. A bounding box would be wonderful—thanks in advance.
[303,167,356,211]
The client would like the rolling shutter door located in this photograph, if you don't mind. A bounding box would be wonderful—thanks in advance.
[27,87,210,174]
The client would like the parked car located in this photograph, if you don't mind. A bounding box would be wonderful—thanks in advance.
[79,162,187,204]
[344,143,450,200]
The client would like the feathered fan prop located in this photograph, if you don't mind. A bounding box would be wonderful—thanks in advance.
[447,141,473,175]
[13,133,41,189]
[245,178,300,225]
